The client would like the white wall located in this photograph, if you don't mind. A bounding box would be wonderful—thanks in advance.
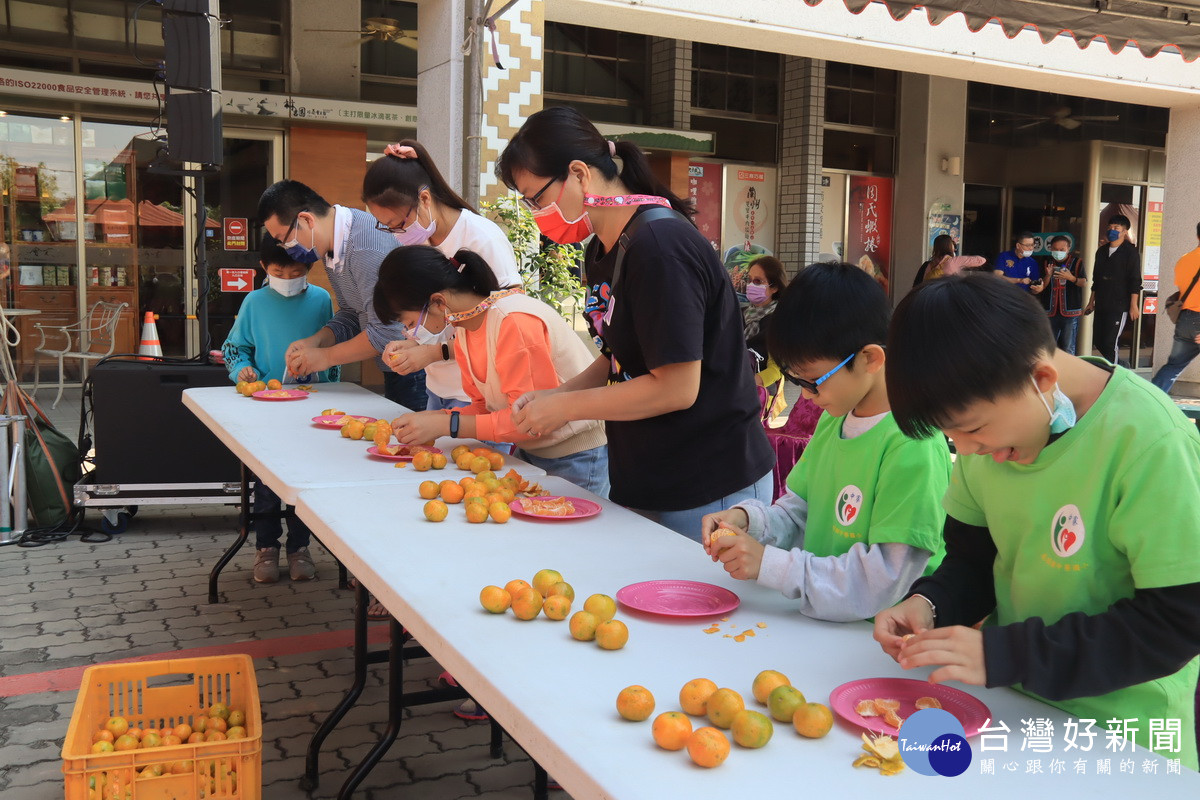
[1157,106,1200,392]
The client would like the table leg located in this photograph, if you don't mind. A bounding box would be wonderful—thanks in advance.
[301,577,372,791]
[337,615,406,799]
[489,717,504,758]
[533,764,548,800]
[207,462,251,603]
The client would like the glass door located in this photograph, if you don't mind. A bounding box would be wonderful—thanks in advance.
[189,130,282,355]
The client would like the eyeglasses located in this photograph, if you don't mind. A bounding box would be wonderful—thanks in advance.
[519,177,558,212]
[784,352,856,394]
[374,209,415,235]
[282,209,308,242]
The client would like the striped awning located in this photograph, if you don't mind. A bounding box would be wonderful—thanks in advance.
[807,0,1200,60]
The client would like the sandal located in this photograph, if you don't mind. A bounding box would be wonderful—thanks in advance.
[349,576,393,622]
[453,698,490,722]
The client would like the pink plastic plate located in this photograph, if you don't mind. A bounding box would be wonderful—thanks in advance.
[829,677,992,738]
[615,580,739,617]
[252,389,309,400]
[311,414,374,428]
[508,496,601,520]
[365,445,442,461]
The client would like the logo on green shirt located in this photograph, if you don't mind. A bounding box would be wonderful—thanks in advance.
[836,485,864,527]
[1051,504,1085,558]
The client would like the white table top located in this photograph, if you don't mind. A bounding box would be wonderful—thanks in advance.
[182,383,544,505]
[296,476,1200,798]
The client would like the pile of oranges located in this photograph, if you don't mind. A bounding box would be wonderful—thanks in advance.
[420,465,530,524]
[479,570,630,650]
[86,702,249,789]
[617,669,833,769]
[234,378,281,396]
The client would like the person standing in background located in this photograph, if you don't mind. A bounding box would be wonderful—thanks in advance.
[1151,222,1200,393]
[1086,214,1142,366]
[1039,235,1087,355]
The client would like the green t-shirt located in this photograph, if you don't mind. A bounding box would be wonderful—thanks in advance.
[786,411,950,569]
[945,365,1200,768]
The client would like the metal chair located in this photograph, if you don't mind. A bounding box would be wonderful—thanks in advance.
[32,301,128,408]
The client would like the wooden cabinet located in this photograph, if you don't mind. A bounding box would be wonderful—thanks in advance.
[13,286,140,379]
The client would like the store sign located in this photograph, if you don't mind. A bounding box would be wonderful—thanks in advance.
[219,268,256,293]
[1144,200,1164,279]
[687,162,722,254]
[0,67,417,128]
[846,176,894,294]
[224,218,248,252]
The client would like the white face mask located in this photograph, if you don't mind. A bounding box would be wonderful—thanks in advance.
[404,303,455,345]
[267,275,307,297]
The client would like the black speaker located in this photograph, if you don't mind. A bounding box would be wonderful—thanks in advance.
[166,89,223,165]
[163,12,220,91]
[162,0,222,166]
[90,361,240,485]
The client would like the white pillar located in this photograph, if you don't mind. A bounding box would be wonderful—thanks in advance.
[893,75,967,294]
[777,57,825,275]
[418,0,468,192]
[1157,106,1200,392]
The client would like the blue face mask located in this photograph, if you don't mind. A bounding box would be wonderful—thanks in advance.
[282,219,320,265]
[1106,229,1121,243]
[1033,375,1077,435]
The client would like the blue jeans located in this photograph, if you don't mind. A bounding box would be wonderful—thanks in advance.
[1152,309,1200,393]
[514,445,610,499]
[253,482,311,552]
[383,369,427,413]
[1049,315,1079,355]
[426,389,470,411]
[630,470,774,541]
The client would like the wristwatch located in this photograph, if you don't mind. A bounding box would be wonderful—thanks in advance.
[441,343,451,361]
[449,410,460,438]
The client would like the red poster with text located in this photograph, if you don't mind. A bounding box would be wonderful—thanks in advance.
[687,162,722,253]
[224,218,249,251]
[846,176,893,296]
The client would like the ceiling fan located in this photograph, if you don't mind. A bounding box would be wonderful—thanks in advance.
[304,17,418,49]
[996,106,1120,131]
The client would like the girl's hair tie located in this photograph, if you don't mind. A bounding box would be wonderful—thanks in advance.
[385,143,418,159]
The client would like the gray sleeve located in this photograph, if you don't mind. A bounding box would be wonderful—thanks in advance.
[737,491,808,551]
[756,542,932,622]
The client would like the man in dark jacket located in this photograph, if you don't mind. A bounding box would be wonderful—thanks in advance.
[1040,235,1087,355]
[1087,213,1142,366]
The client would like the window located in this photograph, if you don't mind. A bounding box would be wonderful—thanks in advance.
[691,44,778,117]
[966,83,1168,148]
[823,62,897,173]
[543,22,648,122]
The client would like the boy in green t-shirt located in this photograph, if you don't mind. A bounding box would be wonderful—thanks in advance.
[875,272,1200,769]
[701,262,951,621]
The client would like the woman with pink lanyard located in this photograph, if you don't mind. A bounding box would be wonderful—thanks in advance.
[498,107,774,540]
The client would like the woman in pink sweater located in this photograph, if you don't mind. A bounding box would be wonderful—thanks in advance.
[374,245,609,496]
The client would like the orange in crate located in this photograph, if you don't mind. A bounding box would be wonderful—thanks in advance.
[62,655,261,800]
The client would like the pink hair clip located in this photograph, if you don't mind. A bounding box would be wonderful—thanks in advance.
[385,143,418,159]
[608,140,617,157]
[449,256,465,273]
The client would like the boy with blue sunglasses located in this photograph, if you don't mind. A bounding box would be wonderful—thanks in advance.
[702,262,951,621]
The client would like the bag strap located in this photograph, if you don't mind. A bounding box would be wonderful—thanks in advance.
[1180,265,1200,305]
[612,206,688,292]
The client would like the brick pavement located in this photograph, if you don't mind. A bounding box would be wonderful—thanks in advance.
[0,504,563,799]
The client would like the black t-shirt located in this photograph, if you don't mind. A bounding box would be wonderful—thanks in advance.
[583,206,775,510]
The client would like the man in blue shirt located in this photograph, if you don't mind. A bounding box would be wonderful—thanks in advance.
[994,231,1044,296]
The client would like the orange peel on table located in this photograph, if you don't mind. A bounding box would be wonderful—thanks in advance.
[855,733,905,776]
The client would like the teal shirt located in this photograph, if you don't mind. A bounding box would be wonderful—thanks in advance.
[222,284,338,384]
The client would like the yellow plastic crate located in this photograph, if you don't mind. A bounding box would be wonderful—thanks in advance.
[61,655,261,800]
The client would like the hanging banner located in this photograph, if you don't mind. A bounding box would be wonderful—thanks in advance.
[847,176,893,296]
[1143,199,1163,284]
[687,162,722,254]
[721,165,777,293]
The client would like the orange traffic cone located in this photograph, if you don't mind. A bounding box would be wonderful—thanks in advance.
[138,311,163,359]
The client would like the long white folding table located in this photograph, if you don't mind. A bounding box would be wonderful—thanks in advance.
[182,381,549,793]
[181,382,545,602]
[297,475,1200,799]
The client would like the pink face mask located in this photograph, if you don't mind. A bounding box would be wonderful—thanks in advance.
[531,181,671,244]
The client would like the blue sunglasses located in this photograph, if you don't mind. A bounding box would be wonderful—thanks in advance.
[784,353,856,394]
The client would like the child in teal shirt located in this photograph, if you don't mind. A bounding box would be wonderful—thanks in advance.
[876,272,1200,769]
[223,235,338,583]
[702,262,950,621]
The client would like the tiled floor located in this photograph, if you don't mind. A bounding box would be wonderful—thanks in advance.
[0,388,561,799]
